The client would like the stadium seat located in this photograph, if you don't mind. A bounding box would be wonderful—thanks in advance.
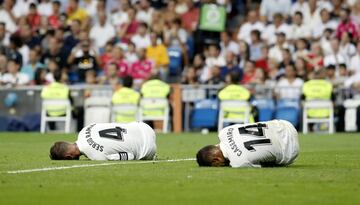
[40,99,72,133]
[139,98,170,133]
[190,99,219,129]
[84,97,111,125]
[254,98,275,121]
[218,100,251,132]
[302,100,334,134]
[168,47,183,76]
[275,99,300,128]
[343,99,360,131]
[111,104,139,123]
[0,116,9,131]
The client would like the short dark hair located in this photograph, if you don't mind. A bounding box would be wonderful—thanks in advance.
[122,76,133,88]
[50,141,70,160]
[229,72,241,84]
[295,11,303,18]
[53,69,62,82]
[196,145,218,167]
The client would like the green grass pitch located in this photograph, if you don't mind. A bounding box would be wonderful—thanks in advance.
[0,132,359,205]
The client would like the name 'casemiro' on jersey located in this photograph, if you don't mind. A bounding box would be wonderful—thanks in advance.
[196,120,300,168]
[49,122,157,160]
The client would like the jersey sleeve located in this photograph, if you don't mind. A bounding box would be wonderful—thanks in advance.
[105,152,135,161]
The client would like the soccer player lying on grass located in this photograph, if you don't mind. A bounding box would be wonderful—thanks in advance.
[50,122,156,160]
[196,120,299,168]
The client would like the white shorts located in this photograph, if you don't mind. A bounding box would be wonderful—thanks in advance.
[277,120,300,165]
[139,122,157,160]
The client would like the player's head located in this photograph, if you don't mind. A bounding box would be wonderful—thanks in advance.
[196,145,229,167]
[49,141,80,160]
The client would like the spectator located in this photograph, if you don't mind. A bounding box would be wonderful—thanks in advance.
[275,64,304,99]
[33,68,49,85]
[320,28,335,56]
[68,40,99,83]
[0,22,10,48]
[146,32,169,80]
[1,58,30,86]
[241,61,256,84]
[27,3,41,30]
[291,0,311,24]
[295,58,308,80]
[163,0,179,25]
[181,0,199,33]
[37,0,53,17]
[238,40,250,69]
[181,66,198,85]
[237,10,265,44]
[64,19,82,51]
[280,48,294,70]
[164,18,187,51]
[130,48,154,87]
[111,0,130,27]
[107,46,129,77]
[255,46,270,72]
[85,69,98,85]
[0,54,8,75]
[136,0,154,25]
[66,0,89,26]
[220,51,242,82]
[44,59,59,83]
[206,65,223,85]
[99,62,121,86]
[268,32,289,63]
[336,7,359,41]
[349,41,360,75]
[262,13,290,45]
[0,0,17,33]
[118,7,139,43]
[312,8,338,40]
[89,11,116,50]
[339,32,356,58]
[100,42,114,69]
[41,37,68,70]
[304,41,324,71]
[293,38,309,60]
[48,1,62,29]
[260,0,291,22]
[220,31,239,57]
[324,38,349,68]
[249,30,264,61]
[12,0,34,18]
[20,48,45,81]
[4,34,23,67]
[125,42,139,64]
[289,11,311,41]
[81,0,97,17]
[131,22,151,50]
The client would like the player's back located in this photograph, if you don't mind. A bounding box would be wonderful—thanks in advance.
[76,122,156,160]
[218,120,299,168]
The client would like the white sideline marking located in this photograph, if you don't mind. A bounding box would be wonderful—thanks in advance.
[6,158,196,174]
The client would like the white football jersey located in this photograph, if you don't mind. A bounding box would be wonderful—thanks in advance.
[76,122,157,160]
[219,120,299,168]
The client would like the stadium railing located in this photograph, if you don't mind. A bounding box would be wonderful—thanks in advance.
[0,84,354,132]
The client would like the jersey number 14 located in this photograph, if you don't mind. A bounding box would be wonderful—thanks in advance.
[238,123,271,151]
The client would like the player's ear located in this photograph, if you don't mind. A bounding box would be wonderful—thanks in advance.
[64,154,73,160]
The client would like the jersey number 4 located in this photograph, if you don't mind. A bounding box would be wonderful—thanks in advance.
[238,123,271,151]
[99,127,127,141]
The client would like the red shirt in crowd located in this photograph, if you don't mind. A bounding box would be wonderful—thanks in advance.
[129,59,154,80]
[28,13,41,30]
[181,8,199,32]
[105,59,129,77]
[336,19,359,40]
[49,15,61,29]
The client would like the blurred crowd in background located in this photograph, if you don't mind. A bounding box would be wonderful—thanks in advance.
[1,0,360,98]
